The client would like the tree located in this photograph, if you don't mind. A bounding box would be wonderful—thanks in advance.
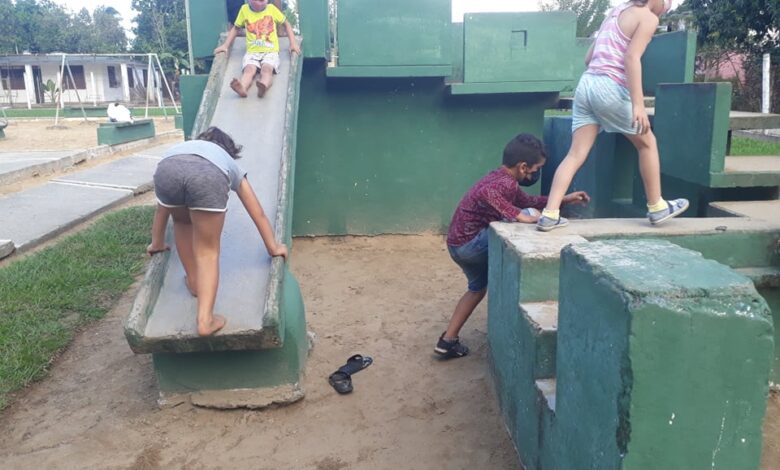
[683,0,779,55]
[539,0,611,37]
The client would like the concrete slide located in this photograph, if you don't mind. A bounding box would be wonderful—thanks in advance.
[124,38,307,408]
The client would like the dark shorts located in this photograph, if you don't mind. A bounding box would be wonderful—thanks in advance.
[153,154,231,212]
[448,228,489,292]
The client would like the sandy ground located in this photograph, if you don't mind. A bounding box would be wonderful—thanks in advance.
[0,117,177,152]
[0,123,777,469]
[0,234,519,469]
[0,233,777,469]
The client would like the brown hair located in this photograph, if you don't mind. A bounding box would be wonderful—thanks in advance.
[197,126,243,159]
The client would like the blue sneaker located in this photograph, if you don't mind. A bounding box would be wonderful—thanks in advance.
[648,198,689,225]
[536,215,569,232]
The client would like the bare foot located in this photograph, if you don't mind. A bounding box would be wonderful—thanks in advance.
[184,276,197,297]
[230,78,247,97]
[255,80,267,98]
[198,314,226,336]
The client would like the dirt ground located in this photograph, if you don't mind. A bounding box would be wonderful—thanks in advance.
[0,117,177,151]
[0,233,777,469]
[0,122,777,469]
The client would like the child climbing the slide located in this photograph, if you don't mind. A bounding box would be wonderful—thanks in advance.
[214,0,301,98]
[537,0,688,232]
[146,127,288,336]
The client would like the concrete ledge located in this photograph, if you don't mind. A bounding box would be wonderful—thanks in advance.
[0,129,181,188]
[0,239,14,259]
[0,182,133,254]
[327,64,453,78]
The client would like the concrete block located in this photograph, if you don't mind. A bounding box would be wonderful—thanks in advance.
[52,155,159,194]
[0,239,14,259]
[492,223,587,302]
[554,240,774,470]
[97,119,155,146]
[522,302,558,379]
[0,182,132,253]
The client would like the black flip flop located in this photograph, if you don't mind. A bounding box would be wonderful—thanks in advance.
[328,354,373,394]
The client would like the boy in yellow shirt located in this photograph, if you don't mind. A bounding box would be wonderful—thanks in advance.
[214,0,301,98]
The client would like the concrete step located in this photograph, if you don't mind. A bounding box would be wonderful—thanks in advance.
[711,156,780,188]
[520,301,558,379]
[708,199,780,223]
[535,378,556,413]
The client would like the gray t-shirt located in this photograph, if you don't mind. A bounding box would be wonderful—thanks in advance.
[162,140,246,191]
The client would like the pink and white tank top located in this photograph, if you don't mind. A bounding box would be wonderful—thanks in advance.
[586,2,634,87]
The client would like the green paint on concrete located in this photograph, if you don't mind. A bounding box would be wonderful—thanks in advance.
[326,65,453,78]
[463,12,576,89]
[96,119,155,146]
[153,268,307,397]
[174,114,183,130]
[298,0,330,59]
[555,240,773,470]
[293,62,549,235]
[186,0,227,60]
[587,231,780,269]
[641,31,696,96]
[179,74,209,140]
[335,0,451,68]
[63,106,108,118]
[655,82,732,186]
[521,302,558,379]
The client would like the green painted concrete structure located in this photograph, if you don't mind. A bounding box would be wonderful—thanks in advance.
[556,240,772,469]
[488,234,775,469]
[173,0,780,464]
[96,119,155,146]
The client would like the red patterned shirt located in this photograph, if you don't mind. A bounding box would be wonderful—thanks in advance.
[446,168,548,247]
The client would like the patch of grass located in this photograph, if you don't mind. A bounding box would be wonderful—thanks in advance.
[2,107,178,118]
[0,206,153,410]
[545,109,572,117]
[730,136,780,156]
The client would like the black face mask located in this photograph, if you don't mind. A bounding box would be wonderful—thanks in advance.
[519,170,540,187]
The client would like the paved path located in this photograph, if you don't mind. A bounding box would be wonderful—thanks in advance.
[0,142,173,259]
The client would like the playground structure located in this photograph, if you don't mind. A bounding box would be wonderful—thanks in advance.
[124,0,779,467]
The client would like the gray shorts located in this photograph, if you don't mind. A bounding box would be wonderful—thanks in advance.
[153,154,230,212]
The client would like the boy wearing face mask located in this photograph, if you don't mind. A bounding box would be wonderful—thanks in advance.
[215,0,301,98]
[435,133,589,359]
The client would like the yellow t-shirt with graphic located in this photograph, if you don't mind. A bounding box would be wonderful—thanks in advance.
[235,4,287,53]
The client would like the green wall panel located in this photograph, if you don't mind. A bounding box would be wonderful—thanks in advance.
[655,82,732,186]
[642,30,696,96]
[335,0,451,67]
[463,12,576,84]
[299,0,330,59]
[187,0,228,60]
[179,74,209,140]
[293,62,548,236]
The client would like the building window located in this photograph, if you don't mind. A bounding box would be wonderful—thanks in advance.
[107,66,119,88]
[127,67,135,88]
[63,65,86,90]
[0,67,26,90]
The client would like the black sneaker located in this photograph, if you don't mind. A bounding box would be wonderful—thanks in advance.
[434,334,469,359]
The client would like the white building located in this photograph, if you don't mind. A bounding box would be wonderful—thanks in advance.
[0,54,155,108]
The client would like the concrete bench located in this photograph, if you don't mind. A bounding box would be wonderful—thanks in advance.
[96,118,155,146]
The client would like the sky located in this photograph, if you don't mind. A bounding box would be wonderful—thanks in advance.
[54,0,651,33]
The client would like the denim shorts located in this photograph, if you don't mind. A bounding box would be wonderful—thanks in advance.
[448,228,489,292]
[572,73,638,135]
